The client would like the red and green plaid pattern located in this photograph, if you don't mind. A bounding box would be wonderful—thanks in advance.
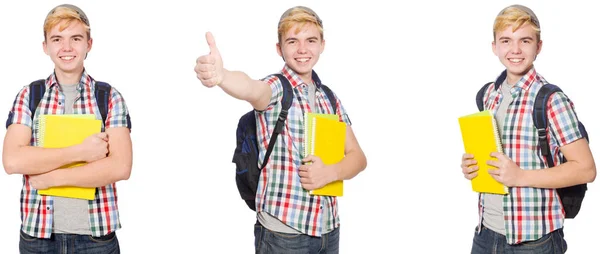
[478,68,583,244]
[7,71,131,238]
[255,65,350,237]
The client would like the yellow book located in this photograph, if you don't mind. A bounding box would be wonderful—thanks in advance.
[37,114,101,200]
[304,113,346,196]
[458,110,508,195]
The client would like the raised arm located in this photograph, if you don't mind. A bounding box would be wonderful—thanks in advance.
[195,32,272,111]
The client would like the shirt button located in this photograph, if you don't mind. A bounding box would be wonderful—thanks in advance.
[58,102,62,105]
[320,206,323,209]
[46,207,50,210]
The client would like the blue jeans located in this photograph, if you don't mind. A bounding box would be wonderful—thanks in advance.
[471,225,567,254]
[19,230,120,254]
[254,222,339,254]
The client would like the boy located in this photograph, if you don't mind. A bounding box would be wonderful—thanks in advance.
[461,5,596,253]
[195,6,367,253]
[2,4,132,253]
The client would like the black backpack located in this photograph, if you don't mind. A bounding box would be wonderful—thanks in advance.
[6,79,113,129]
[232,73,337,211]
[476,81,589,219]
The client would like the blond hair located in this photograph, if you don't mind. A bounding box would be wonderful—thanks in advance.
[44,6,90,40]
[493,5,540,41]
[277,6,323,43]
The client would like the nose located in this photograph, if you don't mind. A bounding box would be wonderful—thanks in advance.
[61,40,74,51]
[510,41,522,54]
[297,41,308,54]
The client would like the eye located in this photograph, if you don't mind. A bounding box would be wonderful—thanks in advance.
[501,40,509,44]
[52,38,60,43]
[309,39,317,43]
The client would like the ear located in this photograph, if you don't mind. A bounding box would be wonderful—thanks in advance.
[320,39,325,54]
[88,37,93,52]
[536,39,543,55]
[276,42,283,58]
[491,40,498,56]
[43,40,49,55]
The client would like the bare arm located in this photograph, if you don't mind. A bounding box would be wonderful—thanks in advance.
[331,126,367,180]
[195,32,271,111]
[29,127,132,189]
[2,124,96,175]
[519,139,596,188]
[299,126,367,190]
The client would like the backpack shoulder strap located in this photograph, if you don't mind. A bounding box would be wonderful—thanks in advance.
[94,81,111,126]
[533,83,562,167]
[319,84,337,114]
[259,74,293,169]
[28,79,47,117]
[476,82,494,111]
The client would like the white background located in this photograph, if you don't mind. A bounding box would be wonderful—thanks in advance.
[0,0,598,253]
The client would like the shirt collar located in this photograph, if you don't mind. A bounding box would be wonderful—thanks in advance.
[493,67,539,93]
[46,69,94,92]
[280,65,323,89]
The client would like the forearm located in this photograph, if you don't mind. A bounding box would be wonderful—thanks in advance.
[331,149,367,181]
[219,69,270,109]
[3,145,80,175]
[520,161,596,189]
[51,154,131,188]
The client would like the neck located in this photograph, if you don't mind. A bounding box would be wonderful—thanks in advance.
[54,68,83,85]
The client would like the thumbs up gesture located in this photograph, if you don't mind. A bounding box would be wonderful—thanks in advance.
[195,32,224,87]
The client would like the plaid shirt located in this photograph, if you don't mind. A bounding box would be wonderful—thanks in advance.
[255,65,351,237]
[477,68,583,244]
[5,70,131,238]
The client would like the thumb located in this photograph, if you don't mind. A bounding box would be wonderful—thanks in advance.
[205,31,220,56]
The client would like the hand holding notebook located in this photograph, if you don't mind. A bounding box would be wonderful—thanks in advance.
[458,110,508,195]
[303,113,346,196]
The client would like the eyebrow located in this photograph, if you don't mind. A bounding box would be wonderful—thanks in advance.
[48,34,85,40]
[284,36,320,42]
[498,36,535,41]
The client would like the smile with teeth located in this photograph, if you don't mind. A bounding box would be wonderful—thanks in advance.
[60,56,75,61]
[296,58,310,63]
[508,58,523,63]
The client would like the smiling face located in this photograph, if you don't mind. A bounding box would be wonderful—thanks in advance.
[492,24,542,84]
[43,20,92,78]
[277,23,325,83]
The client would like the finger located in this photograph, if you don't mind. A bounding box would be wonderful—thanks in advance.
[302,155,316,163]
[488,168,500,176]
[490,152,503,159]
[464,171,478,180]
[462,165,479,174]
[486,160,499,168]
[95,132,108,139]
[489,173,501,183]
[205,32,220,56]
[462,153,474,160]
[461,159,477,168]
[195,63,216,72]
[298,170,308,177]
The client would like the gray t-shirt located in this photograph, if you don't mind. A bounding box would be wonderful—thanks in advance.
[52,83,92,235]
[482,80,513,235]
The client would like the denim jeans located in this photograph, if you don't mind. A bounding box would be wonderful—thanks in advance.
[254,222,340,254]
[19,230,120,254]
[471,225,567,254]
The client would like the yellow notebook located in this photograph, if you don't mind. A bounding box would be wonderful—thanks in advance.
[458,110,508,195]
[37,114,101,200]
[304,113,346,196]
